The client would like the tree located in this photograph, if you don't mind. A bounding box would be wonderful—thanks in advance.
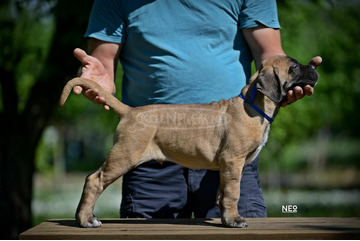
[1,0,359,238]
[0,0,92,238]
[260,0,360,167]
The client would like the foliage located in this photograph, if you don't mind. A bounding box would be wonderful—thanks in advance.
[22,0,359,176]
[0,1,359,238]
[0,1,54,112]
[0,0,91,238]
[260,0,360,170]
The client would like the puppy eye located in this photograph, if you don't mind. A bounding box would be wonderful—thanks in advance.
[288,65,299,74]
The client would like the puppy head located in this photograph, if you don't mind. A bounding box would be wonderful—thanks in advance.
[256,56,319,103]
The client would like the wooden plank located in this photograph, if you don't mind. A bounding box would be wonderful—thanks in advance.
[19,218,360,240]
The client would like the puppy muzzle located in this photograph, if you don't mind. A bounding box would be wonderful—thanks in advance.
[292,64,319,89]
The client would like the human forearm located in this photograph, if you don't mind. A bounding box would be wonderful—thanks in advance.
[87,38,122,87]
[242,26,285,69]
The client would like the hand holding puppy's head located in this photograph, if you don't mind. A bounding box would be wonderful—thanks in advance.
[256,56,319,103]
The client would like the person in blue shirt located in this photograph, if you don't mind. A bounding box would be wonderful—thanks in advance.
[73,0,322,219]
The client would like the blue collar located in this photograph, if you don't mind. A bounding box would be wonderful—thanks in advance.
[239,83,274,123]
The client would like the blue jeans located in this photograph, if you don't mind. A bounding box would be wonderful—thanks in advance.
[120,157,266,218]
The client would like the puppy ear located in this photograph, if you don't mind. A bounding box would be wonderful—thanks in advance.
[248,70,259,84]
[256,67,283,103]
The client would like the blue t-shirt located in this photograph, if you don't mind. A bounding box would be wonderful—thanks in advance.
[85,0,280,107]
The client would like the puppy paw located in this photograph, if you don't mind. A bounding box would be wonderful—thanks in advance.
[76,213,102,228]
[85,217,102,228]
[222,215,248,228]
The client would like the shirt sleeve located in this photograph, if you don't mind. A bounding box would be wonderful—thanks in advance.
[84,0,126,43]
[239,0,280,29]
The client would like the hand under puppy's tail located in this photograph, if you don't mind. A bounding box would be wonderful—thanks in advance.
[59,77,130,117]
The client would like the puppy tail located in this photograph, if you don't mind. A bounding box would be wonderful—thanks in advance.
[59,77,130,116]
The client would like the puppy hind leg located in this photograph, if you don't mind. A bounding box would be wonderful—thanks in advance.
[75,169,105,228]
[75,148,133,228]
[218,159,247,228]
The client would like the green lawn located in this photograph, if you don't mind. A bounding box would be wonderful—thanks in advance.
[32,173,360,226]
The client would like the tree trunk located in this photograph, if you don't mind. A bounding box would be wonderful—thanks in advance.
[0,115,35,239]
[0,0,91,238]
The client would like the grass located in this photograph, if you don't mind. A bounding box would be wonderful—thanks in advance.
[32,172,122,226]
[263,188,360,217]
[32,172,360,226]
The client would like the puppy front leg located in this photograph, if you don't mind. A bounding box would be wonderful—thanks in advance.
[218,160,247,228]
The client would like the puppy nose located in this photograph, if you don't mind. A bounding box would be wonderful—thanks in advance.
[308,70,318,81]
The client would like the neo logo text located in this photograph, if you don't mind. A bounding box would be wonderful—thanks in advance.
[282,205,298,213]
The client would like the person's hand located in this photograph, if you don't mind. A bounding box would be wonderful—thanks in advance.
[73,48,115,111]
[281,56,322,107]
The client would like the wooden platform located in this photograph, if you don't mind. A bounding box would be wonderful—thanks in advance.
[20,217,360,240]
